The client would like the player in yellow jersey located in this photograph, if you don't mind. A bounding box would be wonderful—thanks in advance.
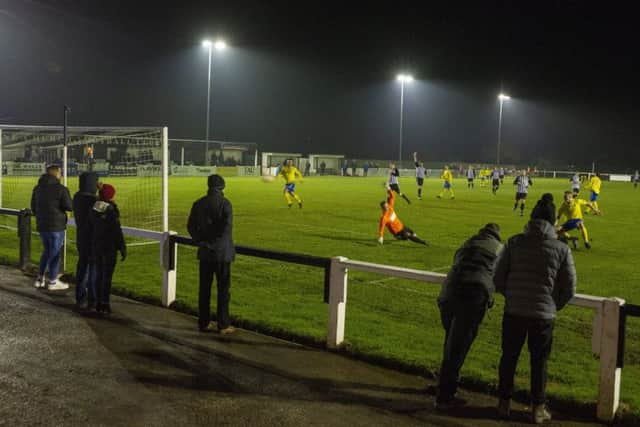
[279,159,303,208]
[585,173,602,214]
[556,191,600,249]
[480,168,491,188]
[437,165,455,199]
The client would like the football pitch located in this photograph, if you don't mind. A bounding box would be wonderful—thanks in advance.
[1,175,640,414]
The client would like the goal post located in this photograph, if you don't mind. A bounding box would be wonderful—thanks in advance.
[0,125,169,232]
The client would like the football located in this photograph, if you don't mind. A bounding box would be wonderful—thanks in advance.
[261,175,275,183]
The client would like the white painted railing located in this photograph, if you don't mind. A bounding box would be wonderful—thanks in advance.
[326,256,624,422]
[67,219,175,307]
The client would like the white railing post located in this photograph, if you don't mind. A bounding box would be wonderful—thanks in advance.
[161,231,177,307]
[596,297,624,422]
[327,256,348,349]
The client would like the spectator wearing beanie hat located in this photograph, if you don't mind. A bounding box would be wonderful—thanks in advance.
[493,194,576,423]
[89,183,126,314]
[188,174,236,334]
[530,193,556,225]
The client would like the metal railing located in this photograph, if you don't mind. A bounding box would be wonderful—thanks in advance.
[0,207,33,270]
[171,234,332,303]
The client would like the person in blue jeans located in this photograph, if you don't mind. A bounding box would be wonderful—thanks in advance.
[72,172,99,309]
[30,165,73,291]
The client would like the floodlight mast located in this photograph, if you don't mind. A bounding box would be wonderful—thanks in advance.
[496,93,510,165]
[201,38,227,165]
[396,74,413,163]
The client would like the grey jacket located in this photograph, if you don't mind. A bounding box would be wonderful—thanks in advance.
[493,219,577,319]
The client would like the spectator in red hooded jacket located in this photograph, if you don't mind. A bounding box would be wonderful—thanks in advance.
[89,184,126,314]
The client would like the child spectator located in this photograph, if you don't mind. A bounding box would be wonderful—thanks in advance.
[90,184,126,314]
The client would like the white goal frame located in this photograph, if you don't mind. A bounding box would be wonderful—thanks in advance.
[0,124,169,233]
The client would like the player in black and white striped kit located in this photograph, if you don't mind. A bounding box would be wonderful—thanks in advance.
[491,168,501,195]
[413,152,426,200]
[387,163,411,204]
[513,170,533,216]
[466,166,475,188]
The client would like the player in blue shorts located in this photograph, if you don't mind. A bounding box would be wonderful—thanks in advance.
[556,191,600,249]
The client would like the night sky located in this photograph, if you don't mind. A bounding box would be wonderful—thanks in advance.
[1,1,638,169]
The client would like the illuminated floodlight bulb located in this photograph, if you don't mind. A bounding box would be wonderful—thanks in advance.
[396,74,414,82]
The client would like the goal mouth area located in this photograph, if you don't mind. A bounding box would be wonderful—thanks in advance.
[1,125,168,233]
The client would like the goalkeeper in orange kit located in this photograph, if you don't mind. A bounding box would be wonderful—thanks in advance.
[378,185,428,245]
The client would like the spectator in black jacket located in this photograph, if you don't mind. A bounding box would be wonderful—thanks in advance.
[73,172,99,309]
[30,165,73,291]
[435,223,503,410]
[90,184,126,314]
[187,174,236,334]
[493,195,576,424]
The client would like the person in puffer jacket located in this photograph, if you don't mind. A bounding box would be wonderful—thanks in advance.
[30,165,73,290]
[89,184,126,314]
[72,172,98,309]
[493,193,576,424]
[435,223,503,410]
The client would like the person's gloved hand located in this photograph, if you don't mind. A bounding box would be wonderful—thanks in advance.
[377,237,384,245]
[120,248,127,262]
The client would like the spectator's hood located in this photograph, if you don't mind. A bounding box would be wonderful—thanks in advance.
[78,172,98,194]
[38,174,59,186]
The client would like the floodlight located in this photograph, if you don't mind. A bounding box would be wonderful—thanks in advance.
[214,40,227,51]
[202,40,212,48]
[396,74,414,82]
[498,93,511,100]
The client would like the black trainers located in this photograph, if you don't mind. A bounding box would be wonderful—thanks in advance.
[434,396,467,411]
[96,303,112,314]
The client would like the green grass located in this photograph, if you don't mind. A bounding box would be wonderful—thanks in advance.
[2,175,640,416]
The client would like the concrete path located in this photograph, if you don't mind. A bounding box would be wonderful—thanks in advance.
[0,265,604,426]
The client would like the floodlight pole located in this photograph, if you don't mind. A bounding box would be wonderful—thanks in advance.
[399,79,405,163]
[496,94,510,166]
[63,105,69,186]
[62,105,70,272]
[497,97,504,166]
[204,44,213,165]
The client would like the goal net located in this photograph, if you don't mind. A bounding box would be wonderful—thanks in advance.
[0,125,168,233]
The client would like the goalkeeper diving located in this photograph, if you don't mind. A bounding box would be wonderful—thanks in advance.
[378,185,428,245]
